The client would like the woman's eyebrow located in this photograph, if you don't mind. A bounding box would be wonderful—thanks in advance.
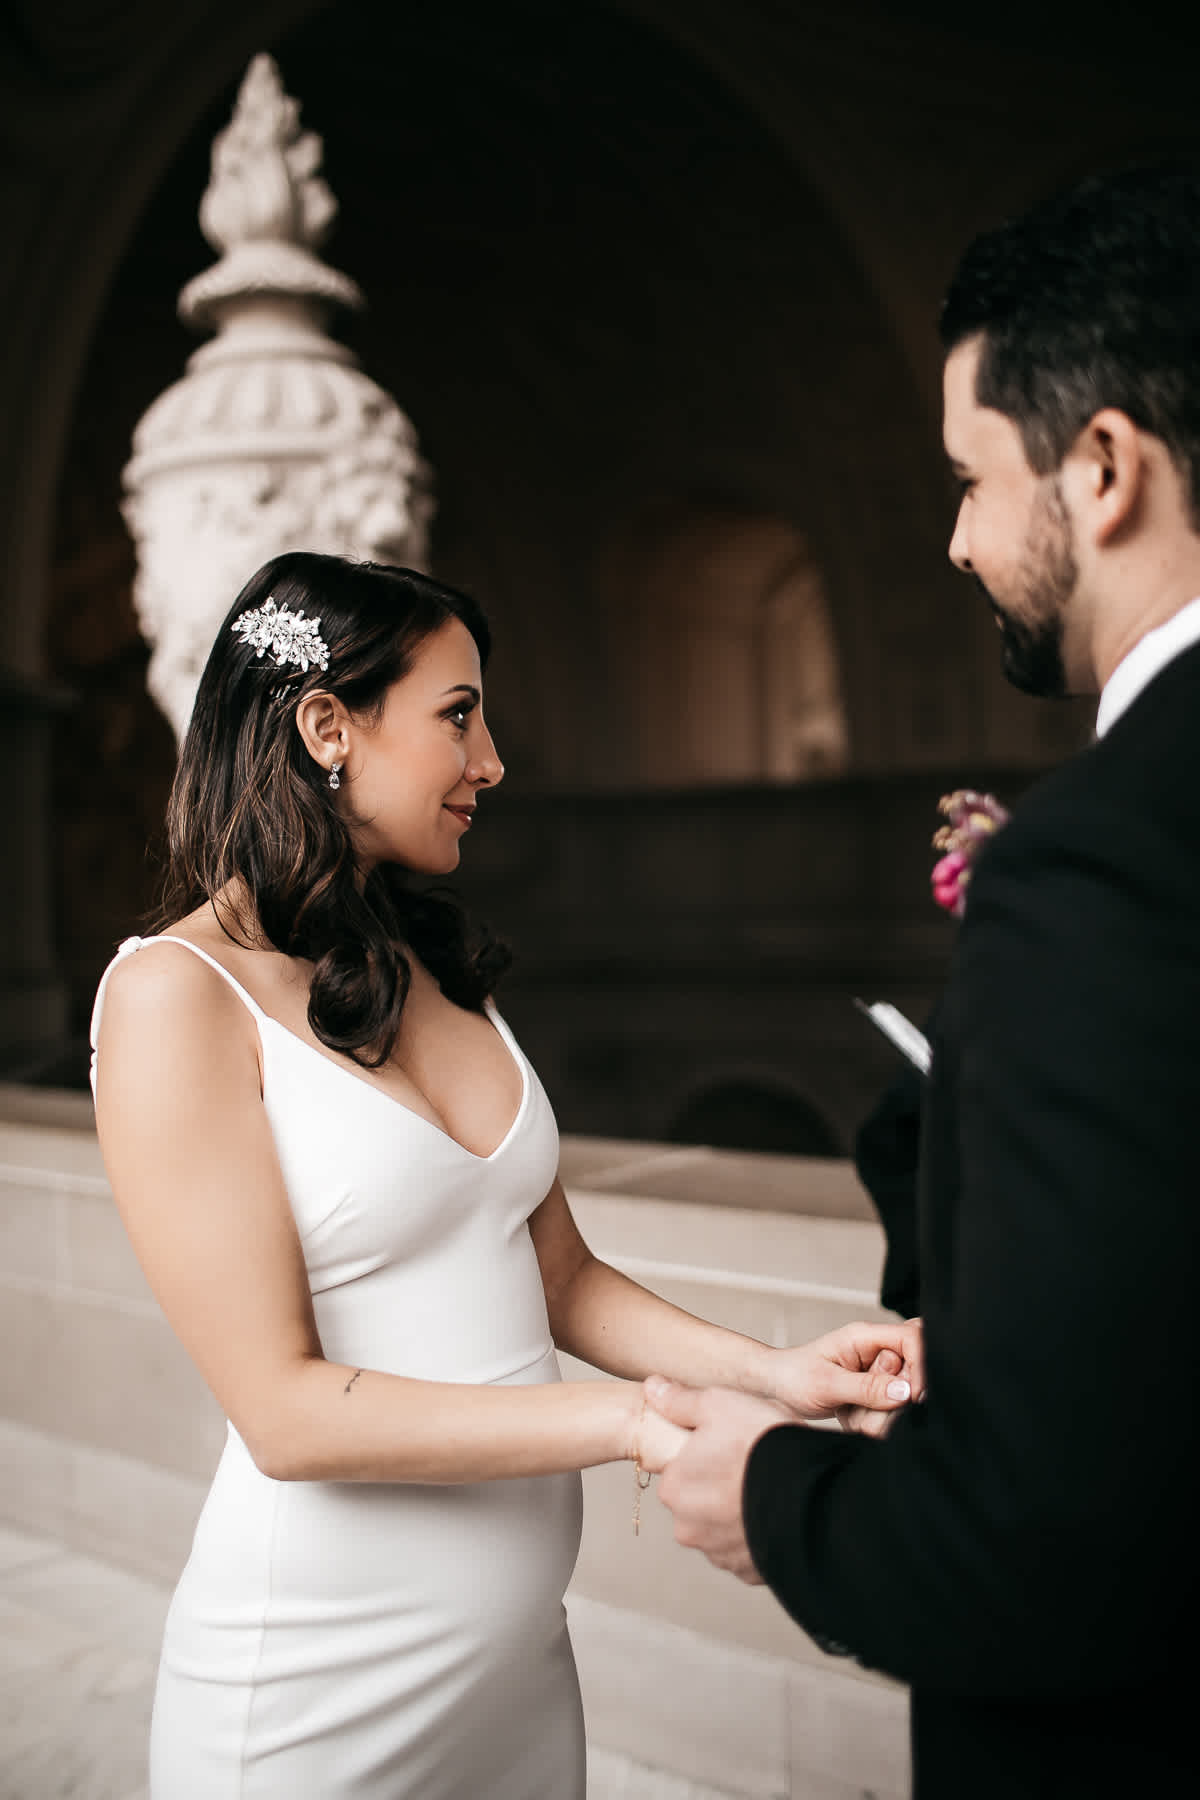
[440,684,481,701]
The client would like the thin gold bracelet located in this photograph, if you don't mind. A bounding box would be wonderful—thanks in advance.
[633,1397,653,1535]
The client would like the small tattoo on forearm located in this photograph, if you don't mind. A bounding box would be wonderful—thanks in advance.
[344,1370,362,1395]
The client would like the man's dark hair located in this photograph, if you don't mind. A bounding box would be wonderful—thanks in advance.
[940,164,1200,524]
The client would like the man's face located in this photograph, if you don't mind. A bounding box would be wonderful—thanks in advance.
[943,337,1079,697]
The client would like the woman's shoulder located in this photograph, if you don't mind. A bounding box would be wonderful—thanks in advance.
[93,934,266,1121]
[96,926,257,1050]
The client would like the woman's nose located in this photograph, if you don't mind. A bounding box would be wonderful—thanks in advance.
[468,725,504,788]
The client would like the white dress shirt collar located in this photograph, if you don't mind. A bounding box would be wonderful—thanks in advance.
[1094,595,1200,738]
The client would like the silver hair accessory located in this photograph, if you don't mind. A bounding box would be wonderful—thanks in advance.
[231,595,330,673]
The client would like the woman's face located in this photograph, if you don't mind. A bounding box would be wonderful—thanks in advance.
[342,617,503,874]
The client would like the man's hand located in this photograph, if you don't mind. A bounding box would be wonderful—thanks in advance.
[644,1378,793,1583]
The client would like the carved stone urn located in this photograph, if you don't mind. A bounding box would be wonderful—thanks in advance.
[123,53,432,741]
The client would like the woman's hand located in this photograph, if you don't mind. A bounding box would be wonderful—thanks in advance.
[762,1318,924,1426]
[835,1347,909,1438]
[630,1392,692,1474]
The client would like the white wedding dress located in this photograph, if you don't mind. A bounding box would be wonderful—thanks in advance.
[91,935,585,1799]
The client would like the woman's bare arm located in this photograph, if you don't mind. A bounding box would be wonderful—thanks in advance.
[530,1181,924,1421]
[530,1179,772,1389]
[94,949,675,1483]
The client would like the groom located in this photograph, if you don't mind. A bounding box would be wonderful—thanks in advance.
[647,164,1200,1796]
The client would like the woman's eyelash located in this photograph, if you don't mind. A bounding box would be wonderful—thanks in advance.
[444,700,476,728]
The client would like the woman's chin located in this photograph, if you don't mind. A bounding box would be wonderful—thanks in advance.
[380,839,463,878]
[422,845,463,877]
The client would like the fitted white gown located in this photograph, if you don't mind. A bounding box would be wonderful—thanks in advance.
[91,935,585,1799]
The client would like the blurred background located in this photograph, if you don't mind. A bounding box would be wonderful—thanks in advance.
[2,7,1195,1797]
[1,0,1191,1149]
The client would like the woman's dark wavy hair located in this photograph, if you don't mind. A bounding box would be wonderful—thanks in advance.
[940,162,1200,526]
[154,551,510,1067]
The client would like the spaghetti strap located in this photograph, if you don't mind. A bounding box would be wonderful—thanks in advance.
[89,934,267,1096]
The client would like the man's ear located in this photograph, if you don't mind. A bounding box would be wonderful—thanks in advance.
[295,690,351,776]
[1070,409,1147,546]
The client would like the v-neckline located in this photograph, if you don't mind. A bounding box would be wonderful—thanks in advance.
[257,1002,529,1165]
[127,934,528,1162]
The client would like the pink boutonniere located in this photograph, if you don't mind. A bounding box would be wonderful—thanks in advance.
[931,790,1011,919]
[857,787,1013,1072]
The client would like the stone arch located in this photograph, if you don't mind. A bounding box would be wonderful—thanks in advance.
[7,0,965,736]
[0,0,969,1060]
[667,1076,843,1158]
[763,549,849,780]
[604,501,848,786]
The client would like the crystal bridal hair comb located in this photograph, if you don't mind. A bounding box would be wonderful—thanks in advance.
[231,596,330,673]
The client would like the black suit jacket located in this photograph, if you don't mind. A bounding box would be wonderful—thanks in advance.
[744,639,1200,1796]
[853,1052,925,1320]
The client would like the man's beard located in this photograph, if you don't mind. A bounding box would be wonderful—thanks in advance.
[981,478,1078,698]
[990,603,1068,697]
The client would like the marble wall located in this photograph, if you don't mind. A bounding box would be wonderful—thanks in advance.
[0,1101,911,1798]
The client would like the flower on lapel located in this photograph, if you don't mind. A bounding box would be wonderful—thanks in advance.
[931,790,1010,918]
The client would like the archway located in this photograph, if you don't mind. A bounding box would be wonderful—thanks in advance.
[2,0,970,1076]
[603,501,848,786]
[30,0,954,1061]
[669,1079,843,1158]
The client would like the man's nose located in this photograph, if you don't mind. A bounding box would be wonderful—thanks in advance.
[948,505,972,573]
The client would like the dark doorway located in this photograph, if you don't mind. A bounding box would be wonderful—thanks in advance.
[669,1081,843,1157]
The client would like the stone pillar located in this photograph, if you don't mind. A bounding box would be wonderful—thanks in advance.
[122,53,433,743]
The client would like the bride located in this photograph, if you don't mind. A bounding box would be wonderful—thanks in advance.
[91,550,921,1798]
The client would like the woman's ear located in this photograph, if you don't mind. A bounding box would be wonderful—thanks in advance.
[295,691,351,778]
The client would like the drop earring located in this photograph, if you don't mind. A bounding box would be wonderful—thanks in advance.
[328,762,342,791]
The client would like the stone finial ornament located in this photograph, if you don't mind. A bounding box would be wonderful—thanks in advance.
[123,54,432,741]
[199,54,338,250]
[181,52,358,327]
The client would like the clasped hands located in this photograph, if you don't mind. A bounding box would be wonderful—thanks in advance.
[634,1318,924,1585]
